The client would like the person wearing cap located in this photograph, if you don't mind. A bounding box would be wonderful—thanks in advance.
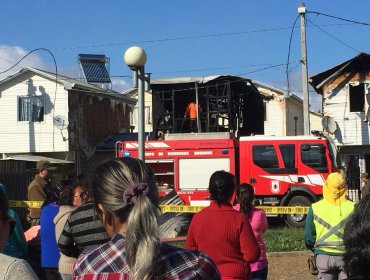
[361,172,370,198]
[27,160,56,226]
[304,172,355,280]
[0,186,38,279]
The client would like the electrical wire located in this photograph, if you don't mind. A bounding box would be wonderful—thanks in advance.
[286,15,300,95]
[306,16,360,53]
[308,11,370,27]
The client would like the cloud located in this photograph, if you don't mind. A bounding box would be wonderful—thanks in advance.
[0,45,51,80]
[273,70,322,113]
[111,78,131,93]
[0,45,131,94]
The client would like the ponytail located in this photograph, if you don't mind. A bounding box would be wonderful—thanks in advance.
[94,157,160,280]
[236,183,254,216]
[126,195,160,280]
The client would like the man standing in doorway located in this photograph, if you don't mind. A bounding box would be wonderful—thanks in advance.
[27,160,56,226]
[184,101,202,132]
[361,172,370,198]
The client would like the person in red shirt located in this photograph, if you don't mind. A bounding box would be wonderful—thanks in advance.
[184,101,202,132]
[186,171,260,280]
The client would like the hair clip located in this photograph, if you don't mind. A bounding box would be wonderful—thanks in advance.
[123,183,149,205]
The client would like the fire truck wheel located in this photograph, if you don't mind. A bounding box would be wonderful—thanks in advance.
[285,195,311,228]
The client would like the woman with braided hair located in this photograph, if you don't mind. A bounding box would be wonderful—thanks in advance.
[186,171,260,280]
[73,157,220,280]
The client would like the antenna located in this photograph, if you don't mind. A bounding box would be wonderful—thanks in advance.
[53,115,67,130]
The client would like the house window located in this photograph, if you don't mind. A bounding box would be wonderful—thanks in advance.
[349,83,365,112]
[18,96,44,122]
[130,106,151,126]
[263,101,267,121]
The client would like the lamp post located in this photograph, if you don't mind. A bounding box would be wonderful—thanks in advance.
[124,46,147,161]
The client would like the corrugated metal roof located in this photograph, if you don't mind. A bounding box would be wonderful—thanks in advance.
[1,154,74,163]
[151,75,225,85]
[0,67,136,105]
[309,52,370,95]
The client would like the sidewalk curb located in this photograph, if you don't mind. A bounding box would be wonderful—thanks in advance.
[267,250,311,257]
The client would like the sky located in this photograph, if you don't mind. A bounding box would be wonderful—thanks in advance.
[1,1,369,112]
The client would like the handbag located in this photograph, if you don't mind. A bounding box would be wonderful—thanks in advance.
[308,254,318,275]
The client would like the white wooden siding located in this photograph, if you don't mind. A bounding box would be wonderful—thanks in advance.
[324,84,370,146]
[0,73,69,153]
[264,99,285,136]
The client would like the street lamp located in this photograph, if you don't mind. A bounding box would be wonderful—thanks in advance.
[124,46,147,161]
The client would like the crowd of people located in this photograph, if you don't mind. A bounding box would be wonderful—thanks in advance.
[0,159,370,279]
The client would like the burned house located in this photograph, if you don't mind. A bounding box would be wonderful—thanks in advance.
[150,75,265,137]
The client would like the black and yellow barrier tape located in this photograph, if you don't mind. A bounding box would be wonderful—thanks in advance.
[9,200,309,215]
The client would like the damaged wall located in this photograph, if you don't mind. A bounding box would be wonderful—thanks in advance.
[322,71,370,146]
[68,91,132,159]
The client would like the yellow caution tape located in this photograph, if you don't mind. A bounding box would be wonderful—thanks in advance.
[9,201,309,215]
[160,205,205,213]
[160,205,309,214]
[257,206,309,214]
[9,200,44,208]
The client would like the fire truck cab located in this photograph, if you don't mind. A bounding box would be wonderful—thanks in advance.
[118,132,337,227]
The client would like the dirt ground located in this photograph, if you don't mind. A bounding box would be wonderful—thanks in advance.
[267,251,316,280]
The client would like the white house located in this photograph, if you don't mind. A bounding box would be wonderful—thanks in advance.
[309,52,370,191]
[0,67,136,173]
[253,81,323,136]
[123,88,154,134]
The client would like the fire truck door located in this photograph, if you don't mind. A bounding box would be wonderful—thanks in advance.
[298,142,329,187]
[249,144,286,195]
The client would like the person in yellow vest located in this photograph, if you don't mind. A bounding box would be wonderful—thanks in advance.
[304,172,355,280]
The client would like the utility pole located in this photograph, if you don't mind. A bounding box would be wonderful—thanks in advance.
[298,3,310,135]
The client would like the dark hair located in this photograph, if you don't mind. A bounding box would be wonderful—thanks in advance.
[209,171,235,204]
[58,184,77,206]
[343,193,370,277]
[236,183,254,216]
[93,157,159,280]
[0,188,9,224]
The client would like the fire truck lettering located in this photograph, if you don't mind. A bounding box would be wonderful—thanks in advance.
[168,151,189,156]
[194,151,213,155]
[145,152,154,156]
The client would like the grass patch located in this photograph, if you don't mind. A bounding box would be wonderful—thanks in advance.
[265,227,307,252]
[165,227,308,253]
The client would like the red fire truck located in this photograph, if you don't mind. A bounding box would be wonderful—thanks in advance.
[117,132,337,227]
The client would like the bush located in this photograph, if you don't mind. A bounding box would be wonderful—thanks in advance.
[264,227,307,252]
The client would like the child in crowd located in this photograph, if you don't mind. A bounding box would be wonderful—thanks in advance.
[234,183,268,280]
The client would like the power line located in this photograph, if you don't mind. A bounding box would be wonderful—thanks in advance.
[0,22,352,53]
[306,16,360,53]
[308,11,370,27]
[286,15,300,95]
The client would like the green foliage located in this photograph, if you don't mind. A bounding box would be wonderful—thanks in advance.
[166,227,307,252]
[264,227,306,252]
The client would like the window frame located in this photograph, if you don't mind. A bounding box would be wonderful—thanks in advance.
[18,95,45,122]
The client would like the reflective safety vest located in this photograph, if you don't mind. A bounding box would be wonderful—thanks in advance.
[312,199,354,254]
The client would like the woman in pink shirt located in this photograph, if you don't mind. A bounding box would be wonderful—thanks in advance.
[234,183,268,280]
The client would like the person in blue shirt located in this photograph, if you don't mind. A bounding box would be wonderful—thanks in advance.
[0,183,28,259]
[40,185,61,280]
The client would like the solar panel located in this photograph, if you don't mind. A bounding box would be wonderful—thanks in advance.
[78,54,111,83]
